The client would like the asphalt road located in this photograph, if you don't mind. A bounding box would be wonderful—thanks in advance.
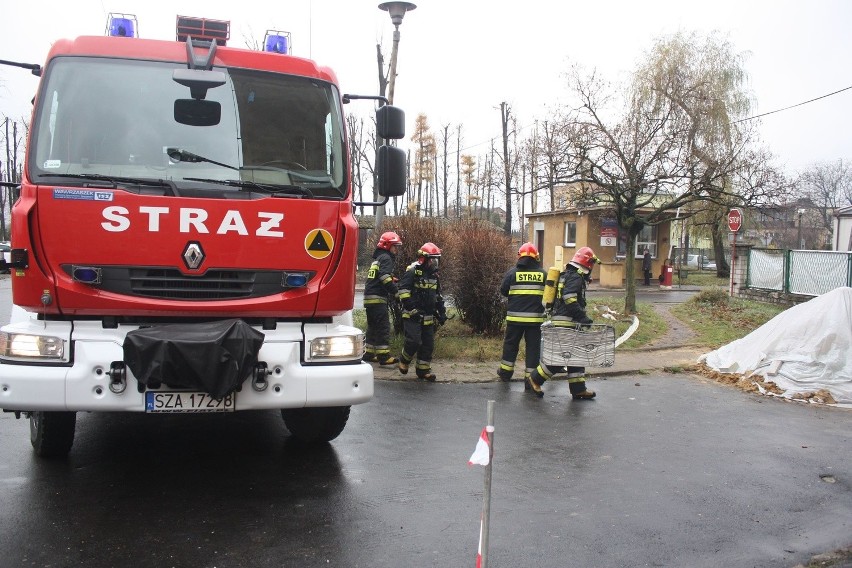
[1,376,851,567]
[1,276,850,567]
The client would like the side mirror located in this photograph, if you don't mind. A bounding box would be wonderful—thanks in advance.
[376,145,407,197]
[174,99,222,126]
[377,105,405,140]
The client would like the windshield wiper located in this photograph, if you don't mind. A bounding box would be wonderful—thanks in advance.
[183,177,313,198]
[166,147,238,170]
[36,173,179,195]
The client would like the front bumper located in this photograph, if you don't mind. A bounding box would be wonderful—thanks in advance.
[0,318,373,412]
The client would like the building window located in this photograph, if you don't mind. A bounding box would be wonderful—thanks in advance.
[563,221,576,247]
[616,225,657,258]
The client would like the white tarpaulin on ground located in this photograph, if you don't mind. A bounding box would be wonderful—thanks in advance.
[700,286,852,406]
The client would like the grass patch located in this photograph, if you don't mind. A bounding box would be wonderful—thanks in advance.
[356,287,786,359]
[670,287,785,349]
[588,296,666,349]
[355,298,668,361]
[677,270,728,287]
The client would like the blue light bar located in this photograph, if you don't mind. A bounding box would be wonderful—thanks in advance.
[106,13,138,38]
[283,272,309,288]
[264,30,291,54]
[72,266,103,284]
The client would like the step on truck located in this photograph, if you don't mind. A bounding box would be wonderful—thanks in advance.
[0,14,407,457]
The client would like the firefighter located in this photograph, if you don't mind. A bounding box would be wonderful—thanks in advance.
[498,242,547,384]
[526,246,601,400]
[397,242,447,381]
[363,231,403,365]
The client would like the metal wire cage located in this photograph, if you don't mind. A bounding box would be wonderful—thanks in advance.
[540,322,616,368]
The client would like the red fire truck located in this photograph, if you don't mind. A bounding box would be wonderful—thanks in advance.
[0,15,406,457]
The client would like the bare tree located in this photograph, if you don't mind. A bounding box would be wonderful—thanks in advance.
[534,119,572,210]
[460,154,476,216]
[438,124,451,217]
[455,125,463,218]
[346,114,373,214]
[410,113,435,216]
[800,159,852,237]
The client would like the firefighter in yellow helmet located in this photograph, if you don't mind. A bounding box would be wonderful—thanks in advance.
[396,242,447,381]
[497,243,547,383]
[526,246,601,400]
[363,231,403,365]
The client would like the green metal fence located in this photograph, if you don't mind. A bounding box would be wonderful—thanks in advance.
[747,248,852,296]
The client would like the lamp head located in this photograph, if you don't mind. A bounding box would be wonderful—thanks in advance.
[379,2,417,26]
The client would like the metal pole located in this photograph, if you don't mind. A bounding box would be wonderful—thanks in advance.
[730,231,736,297]
[375,27,400,231]
[480,400,495,568]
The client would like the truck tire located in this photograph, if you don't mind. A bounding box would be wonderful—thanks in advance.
[281,406,350,444]
[30,411,76,458]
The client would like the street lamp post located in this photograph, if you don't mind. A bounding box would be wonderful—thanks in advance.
[375,2,415,230]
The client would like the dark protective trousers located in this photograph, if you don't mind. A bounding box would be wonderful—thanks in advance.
[499,323,542,378]
[400,317,435,377]
[530,363,591,395]
[364,303,393,361]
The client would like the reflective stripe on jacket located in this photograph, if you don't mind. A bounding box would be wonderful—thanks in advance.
[551,265,588,326]
[363,248,398,304]
[500,258,546,325]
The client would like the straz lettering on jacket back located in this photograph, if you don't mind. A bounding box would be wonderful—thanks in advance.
[516,271,544,283]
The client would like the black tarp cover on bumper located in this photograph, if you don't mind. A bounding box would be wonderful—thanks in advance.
[123,319,265,399]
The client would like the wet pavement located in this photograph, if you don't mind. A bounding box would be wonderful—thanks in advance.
[1,376,850,567]
[1,277,850,567]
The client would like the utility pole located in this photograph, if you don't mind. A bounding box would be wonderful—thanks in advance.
[501,102,512,236]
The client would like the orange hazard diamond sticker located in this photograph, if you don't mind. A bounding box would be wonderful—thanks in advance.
[305,229,334,259]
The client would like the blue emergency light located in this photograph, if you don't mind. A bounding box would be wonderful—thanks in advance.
[264,31,291,54]
[105,13,137,38]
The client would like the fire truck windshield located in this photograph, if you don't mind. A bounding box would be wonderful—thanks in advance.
[29,57,347,199]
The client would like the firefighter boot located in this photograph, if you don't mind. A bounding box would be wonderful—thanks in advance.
[569,379,596,400]
[417,372,437,382]
[525,371,544,398]
[572,390,597,400]
[379,356,399,366]
[362,353,378,363]
[398,361,409,375]
[497,368,513,382]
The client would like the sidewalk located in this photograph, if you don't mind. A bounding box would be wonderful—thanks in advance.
[370,344,706,384]
[361,281,708,383]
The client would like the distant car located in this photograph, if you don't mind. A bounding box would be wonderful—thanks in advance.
[686,254,716,270]
[0,242,10,273]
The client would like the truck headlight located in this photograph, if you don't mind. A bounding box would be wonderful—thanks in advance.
[307,333,364,362]
[0,332,67,362]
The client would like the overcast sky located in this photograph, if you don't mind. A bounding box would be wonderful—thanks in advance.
[1,0,850,176]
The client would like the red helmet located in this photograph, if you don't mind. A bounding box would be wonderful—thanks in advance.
[376,231,402,251]
[570,246,600,270]
[518,242,539,261]
[417,242,442,258]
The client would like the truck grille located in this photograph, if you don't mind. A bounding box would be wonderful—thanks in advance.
[130,268,257,299]
[61,266,304,300]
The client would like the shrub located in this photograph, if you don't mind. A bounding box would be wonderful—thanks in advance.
[371,216,516,336]
[442,220,515,335]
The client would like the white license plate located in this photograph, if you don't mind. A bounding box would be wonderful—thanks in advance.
[145,391,236,413]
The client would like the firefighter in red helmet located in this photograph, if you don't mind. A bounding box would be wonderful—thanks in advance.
[526,246,601,400]
[362,231,403,365]
[396,242,447,381]
[498,242,547,383]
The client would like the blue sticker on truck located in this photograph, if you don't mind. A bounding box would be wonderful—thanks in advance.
[52,188,114,201]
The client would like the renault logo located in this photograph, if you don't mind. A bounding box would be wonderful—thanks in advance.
[182,241,205,270]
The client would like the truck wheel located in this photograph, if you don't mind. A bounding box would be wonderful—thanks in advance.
[281,406,350,444]
[30,411,76,458]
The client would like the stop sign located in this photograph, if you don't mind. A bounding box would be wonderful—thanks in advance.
[728,208,743,232]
